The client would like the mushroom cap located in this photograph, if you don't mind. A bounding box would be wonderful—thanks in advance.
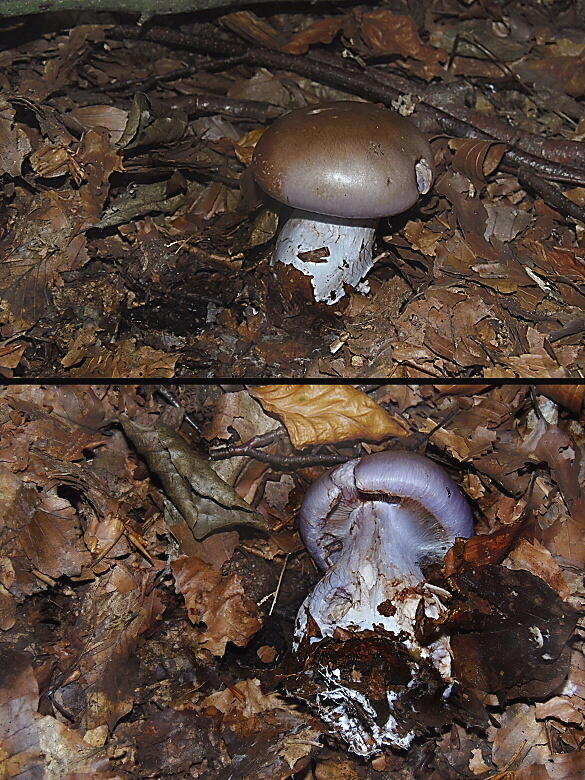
[251,101,435,220]
[299,451,473,571]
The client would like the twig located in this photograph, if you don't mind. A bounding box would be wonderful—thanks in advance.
[98,55,248,92]
[517,166,585,223]
[269,552,290,615]
[173,93,284,122]
[155,385,202,433]
[210,445,350,470]
[111,23,585,174]
[209,428,288,456]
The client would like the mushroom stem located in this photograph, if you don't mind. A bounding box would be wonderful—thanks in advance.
[272,210,378,304]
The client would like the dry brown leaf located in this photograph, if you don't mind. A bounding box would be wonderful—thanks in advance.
[221,11,286,50]
[525,240,585,281]
[535,697,584,726]
[71,565,165,731]
[504,539,571,599]
[69,104,129,144]
[234,127,265,166]
[450,139,508,187]
[0,343,26,374]
[202,677,283,717]
[284,16,343,54]
[536,384,585,417]
[0,100,32,177]
[18,495,92,581]
[0,190,89,336]
[314,759,361,779]
[490,703,549,768]
[0,648,114,778]
[347,8,445,79]
[514,55,585,98]
[69,338,179,378]
[171,555,262,656]
[248,385,408,448]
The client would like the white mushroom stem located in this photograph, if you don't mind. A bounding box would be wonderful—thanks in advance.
[272,210,377,304]
[294,499,452,665]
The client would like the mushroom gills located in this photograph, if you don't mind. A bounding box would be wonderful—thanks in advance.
[294,498,450,645]
[273,210,377,304]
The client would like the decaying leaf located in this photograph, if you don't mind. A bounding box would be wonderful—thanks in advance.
[448,565,578,697]
[67,338,180,378]
[201,677,283,716]
[118,92,188,150]
[0,191,89,336]
[120,417,271,539]
[0,647,114,778]
[283,16,343,55]
[248,385,408,448]
[60,565,165,731]
[171,554,262,655]
[346,8,446,79]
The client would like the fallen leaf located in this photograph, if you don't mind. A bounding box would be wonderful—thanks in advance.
[69,338,179,378]
[450,139,507,188]
[284,16,343,54]
[248,385,408,448]
[120,417,270,539]
[171,555,262,655]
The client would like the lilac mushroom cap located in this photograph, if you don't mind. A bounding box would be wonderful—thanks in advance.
[251,102,435,304]
[299,451,474,572]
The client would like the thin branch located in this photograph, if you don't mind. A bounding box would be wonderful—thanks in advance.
[209,428,288,457]
[111,24,585,173]
[517,167,585,223]
[210,444,350,470]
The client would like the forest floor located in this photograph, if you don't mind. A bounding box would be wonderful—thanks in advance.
[0,0,583,377]
[0,382,584,779]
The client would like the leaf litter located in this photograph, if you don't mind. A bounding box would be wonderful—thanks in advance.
[0,1,583,376]
[0,382,584,778]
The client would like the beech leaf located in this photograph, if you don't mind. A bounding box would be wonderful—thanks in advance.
[248,385,408,448]
[120,417,270,539]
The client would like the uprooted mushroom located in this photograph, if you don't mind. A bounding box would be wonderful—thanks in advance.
[285,451,476,756]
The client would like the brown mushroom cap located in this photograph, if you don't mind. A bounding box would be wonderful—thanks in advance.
[251,101,435,220]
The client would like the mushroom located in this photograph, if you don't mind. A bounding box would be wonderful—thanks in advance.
[290,451,474,756]
[251,101,435,304]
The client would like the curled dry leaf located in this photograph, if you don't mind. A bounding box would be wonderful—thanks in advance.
[120,417,270,539]
[248,385,408,448]
[449,138,508,188]
[536,383,585,418]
